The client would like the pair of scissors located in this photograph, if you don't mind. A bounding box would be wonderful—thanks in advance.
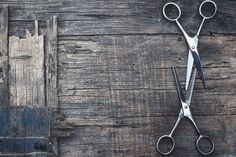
[163,0,217,90]
[156,67,214,155]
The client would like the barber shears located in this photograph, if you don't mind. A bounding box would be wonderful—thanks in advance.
[163,0,217,89]
[156,67,214,155]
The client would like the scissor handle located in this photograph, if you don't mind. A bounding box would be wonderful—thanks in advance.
[156,135,175,155]
[199,0,217,19]
[196,135,214,155]
[163,2,181,21]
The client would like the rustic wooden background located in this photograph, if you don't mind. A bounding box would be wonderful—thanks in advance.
[0,0,236,156]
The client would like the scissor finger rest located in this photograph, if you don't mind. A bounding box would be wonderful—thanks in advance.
[196,135,214,155]
[199,0,217,19]
[162,2,181,21]
[156,135,175,155]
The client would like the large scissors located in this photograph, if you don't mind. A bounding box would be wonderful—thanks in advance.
[163,0,217,90]
[156,67,214,155]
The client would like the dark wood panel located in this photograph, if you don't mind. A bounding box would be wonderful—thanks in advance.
[58,35,235,116]
[59,115,236,157]
[0,107,52,155]
[0,0,234,156]
[0,107,51,137]
[57,34,236,156]
[0,154,47,157]
[0,0,235,35]
[0,137,49,154]
[58,35,233,70]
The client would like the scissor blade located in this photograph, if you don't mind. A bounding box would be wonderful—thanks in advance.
[191,50,207,88]
[172,67,185,102]
[186,68,197,105]
[186,49,194,90]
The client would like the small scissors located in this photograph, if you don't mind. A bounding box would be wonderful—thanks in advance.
[163,0,217,90]
[156,67,214,155]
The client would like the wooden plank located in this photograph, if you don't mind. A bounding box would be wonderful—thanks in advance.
[1,0,236,36]
[0,154,48,157]
[0,107,51,137]
[58,35,236,117]
[0,137,49,154]
[9,21,45,106]
[58,35,233,70]
[57,34,236,156]
[0,5,8,106]
[58,115,236,157]
[0,107,51,155]
[45,16,59,157]
[46,16,58,108]
[7,16,59,156]
[0,107,10,136]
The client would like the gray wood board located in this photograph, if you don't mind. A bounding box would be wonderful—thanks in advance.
[45,16,59,157]
[0,0,235,156]
[0,5,8,106]
[57,34,236,156]
[59,115,236,157]
[9,21,45,106]
[0,107,51,137]
[45,16,58,109]
[0,0,234,36]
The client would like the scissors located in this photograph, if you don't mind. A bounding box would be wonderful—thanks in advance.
[163,0,217,90]
[156,67,214,155]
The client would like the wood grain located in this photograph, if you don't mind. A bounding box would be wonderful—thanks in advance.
[0,0,234,156]
[9,20,45,106]
[57,34,236,156]
[0,5,8,106]
[0,0,235,36]
[46,16,58,109]
[58,115,236,157]
[45,16,60,157]
[0,107,51,156]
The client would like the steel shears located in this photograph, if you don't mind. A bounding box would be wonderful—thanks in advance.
[163,0,217,89]
[156,67,214,155]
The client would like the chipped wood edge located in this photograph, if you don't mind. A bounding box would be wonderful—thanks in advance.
[9,20,45,107]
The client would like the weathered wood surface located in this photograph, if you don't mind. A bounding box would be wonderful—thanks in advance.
[0,6,61,156]
[0,107,51,156]
[0,0,234,36]
[45,16,60,157]
[0,0,235,156]
[46,16,58,109]
[9,20,45,106]
[57,35,236,157]
[58,35,235,115]
[0,5,8,106]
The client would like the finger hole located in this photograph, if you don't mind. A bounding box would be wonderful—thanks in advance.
[163,2,181,21]
[196,135,214,155]
[156,135,175,155]
[199,0,217,19]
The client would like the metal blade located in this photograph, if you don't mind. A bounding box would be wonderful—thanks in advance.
[172,67,185,102]
[186,68,197,105]
[186,49,194,90]
[191,50,207,88]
